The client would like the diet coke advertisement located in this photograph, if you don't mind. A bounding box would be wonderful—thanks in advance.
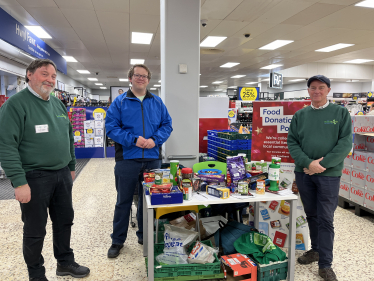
[344,154,352,167]
[364,190,374,211]
[351,168,366,189]
[353,116,374,134]
[352,151,368,171]
[341,166,351,183]
[365,173,374,193]
[366,136,374,152]
[353,134,366,151]
[350,185,365,206]
[366,152,374,175]
[339,181,350,199]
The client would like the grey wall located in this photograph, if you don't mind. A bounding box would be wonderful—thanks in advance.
[91,89,110,100]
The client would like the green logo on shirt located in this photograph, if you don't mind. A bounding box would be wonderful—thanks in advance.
[324,119,338,125]
[56,114,67,119]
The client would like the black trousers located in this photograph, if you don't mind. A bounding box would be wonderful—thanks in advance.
[21,166,75,278]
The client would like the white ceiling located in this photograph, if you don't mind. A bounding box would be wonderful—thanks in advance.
[1,0,374,91]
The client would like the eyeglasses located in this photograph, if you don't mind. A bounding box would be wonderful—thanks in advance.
[133,74,149,80]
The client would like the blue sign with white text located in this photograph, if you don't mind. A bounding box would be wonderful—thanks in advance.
[0,8,67,74]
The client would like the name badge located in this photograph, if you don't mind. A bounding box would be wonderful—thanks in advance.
[35,124,49,133]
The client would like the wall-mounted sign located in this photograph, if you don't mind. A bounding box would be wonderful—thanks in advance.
[0,8,67,74]
[270,72,283,89]
[237,87,259,101]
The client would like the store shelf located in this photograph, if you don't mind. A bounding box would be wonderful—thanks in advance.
[338,196,374,217]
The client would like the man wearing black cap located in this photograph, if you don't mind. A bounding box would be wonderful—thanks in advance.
[287,75,352,281]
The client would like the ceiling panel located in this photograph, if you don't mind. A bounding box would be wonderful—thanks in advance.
[209,20,249,37]
[92,0,129,13]
[16,0,57,8]
[217,37,252,51]
[130,0,159,15]
[129,13,159,33]
[148,31,160,59]
[43,26,81,41]
[61,9,101,30]
[201,0,243,20]
[319,0,359,5]
[54,0,94,10]
[200,19,222,40]
[25,7,71,27]
[0,4,39,26]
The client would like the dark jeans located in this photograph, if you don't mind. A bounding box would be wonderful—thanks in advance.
[295,171,340,269]
[22,166,74,278]
[112,159,161,245]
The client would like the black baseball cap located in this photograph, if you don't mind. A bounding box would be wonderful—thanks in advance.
[307,75,330,88]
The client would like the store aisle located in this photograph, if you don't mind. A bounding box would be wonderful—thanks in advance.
[0,158,373,281]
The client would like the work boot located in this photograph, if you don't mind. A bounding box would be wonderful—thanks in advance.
[297,249,319,264]
[107,244,123,258]
[29,276,48,281]
[56,262,90,278]
[319,268,338,281]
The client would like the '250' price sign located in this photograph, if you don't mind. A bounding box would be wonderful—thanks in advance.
[239,87,259,101]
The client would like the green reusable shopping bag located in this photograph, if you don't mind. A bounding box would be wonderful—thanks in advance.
[233,231,287,264]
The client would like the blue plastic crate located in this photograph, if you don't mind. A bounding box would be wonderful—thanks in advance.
[207,130,217,137]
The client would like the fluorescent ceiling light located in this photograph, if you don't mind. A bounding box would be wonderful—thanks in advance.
[228,86,237,88]
[100,87,107,89]
[215,89,224,91]
[158,80,161,83]
[95,83,103,85]
[131,32,153,44]
[261,78,270,82]
[347,80,360,82]
[260,64,282,69]
[315,43,354,52]
[344,59,374,64]
[200,36,227,47]
[62,56,77,62]
[77,70,90,74]
[130,59,145,64]
[200,86,208,88]
[231,75,245,78]
[212,81,223,84]
[19,51,35,60]
[154,84,161,87]
[289,79,304,82]
[245,82,258,85]
[25,26,52,38]
[355,0,374,8]
[259,40,294,50]
[150,88,156,90]
[88,78,98,81]
[119,78,128,81]
[220,62,240,68]
[199,74,201,75]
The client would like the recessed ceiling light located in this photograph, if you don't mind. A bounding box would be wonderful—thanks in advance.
[259,40,294,50]
[245,82,257,85]
[228,86,237,88]
[95,83,103,85]
[150,88,156,90]
[200,86,208,88]
[200,36,227,47]
[24,26,52,38]
[199,74,201,75]
[355,0,374,8]
[344,59,374,64]
[158,80,161,83]
[315,43,354,52]
[100,87,107,89]
[215,89,224,91]
[131,32,153,44]
[154,84,161,87]
[130,59,145,64]
[260,64,282,69]
[88,78,98,81]
[347,80,360,82]
[212,81,223,84]
[119,78,128,81]
[220,62,240,68]
[77,70,90,74]
[231,75,245,78]
[62,56,77,62]
[289,79,304,82]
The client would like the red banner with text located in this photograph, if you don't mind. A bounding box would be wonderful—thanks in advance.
[251,101,311,163]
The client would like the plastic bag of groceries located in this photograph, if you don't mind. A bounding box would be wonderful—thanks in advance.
[156,224,198,265]
[187,241,218,264]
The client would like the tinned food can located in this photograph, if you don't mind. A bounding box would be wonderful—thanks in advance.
[154,170,163,185]
[183,186,192,200]
[256,179,265,195]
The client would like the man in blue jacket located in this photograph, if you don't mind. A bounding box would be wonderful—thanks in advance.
[105,64,173,258]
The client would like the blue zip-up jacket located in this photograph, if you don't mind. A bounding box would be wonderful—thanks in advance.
[105,89,173,161]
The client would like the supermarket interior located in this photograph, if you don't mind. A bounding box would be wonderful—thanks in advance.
[1,1,374,281]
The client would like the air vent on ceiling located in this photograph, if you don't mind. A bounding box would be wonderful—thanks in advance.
[107,76,118,78]
[200,48,224,54]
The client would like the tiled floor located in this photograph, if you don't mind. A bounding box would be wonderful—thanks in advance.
[0,158,373,281]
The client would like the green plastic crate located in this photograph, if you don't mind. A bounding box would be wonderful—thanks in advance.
[236,133,252,140]
[257,260,288,281]
[220,131,238,140]
[145,240,222,279]
[151,272,224,281]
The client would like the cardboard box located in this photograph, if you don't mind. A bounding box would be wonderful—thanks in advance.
[94,120,104,129]
[364,190,374,211]
[366,152,374,175]
[94,136,103,145]
[366,136,374,152]
[352,151,368,171]
[341,166,351,183]
[95,128,104,136]
[350,185,365,206]
[351,168,366,189]
[84,120,95,129]
[85,128,95,138]
[221,254,257,280]
[344,154,352,167]
[365,173,374,193]
[339,181,350,199]
[85,138,94,145]
[94,112,104,120]
[353,116,374,134]
[353,134,366,151]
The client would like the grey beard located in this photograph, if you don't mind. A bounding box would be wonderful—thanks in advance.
[40,84,54,95]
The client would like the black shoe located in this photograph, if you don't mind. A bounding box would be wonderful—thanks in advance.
[29,276,48,281]
[107,244,123,258]
[56,262,90,278]
[138,238,143,245]
[319,267,338,281]
[297,249,319,264]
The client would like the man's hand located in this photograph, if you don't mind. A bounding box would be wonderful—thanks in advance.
[143,138,155,149]
[71,171,76,181]
[136,136,147,148]
[308,157,326,174]
[15,184,31,204]
[303,168,315,175]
